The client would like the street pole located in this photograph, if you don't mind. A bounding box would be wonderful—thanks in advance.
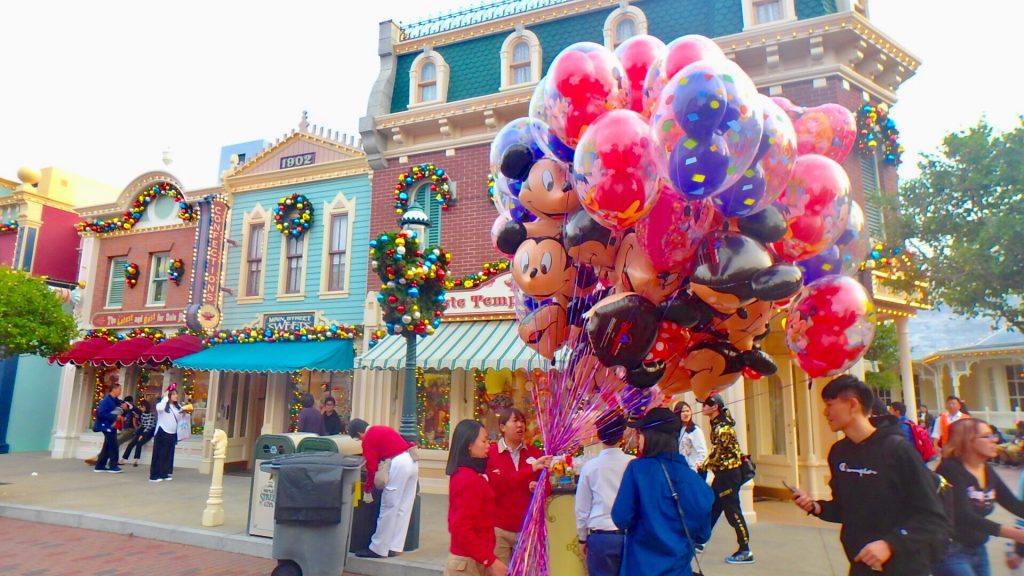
[400,332,418,443]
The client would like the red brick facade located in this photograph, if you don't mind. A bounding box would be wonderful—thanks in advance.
[33,206,83,284]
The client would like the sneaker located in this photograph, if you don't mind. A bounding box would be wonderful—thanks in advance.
[163,476,172,481]
[107,467,124,474]
[388,551,400,558]
[149,478,163,483]
[93,468,107,473]
[725,551,754,564]
[354,549,385,559]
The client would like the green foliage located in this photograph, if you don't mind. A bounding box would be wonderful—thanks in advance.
[0,267,78,358]
[890,119,1024,332]
[369,230,451,337]
[865,322,899,390]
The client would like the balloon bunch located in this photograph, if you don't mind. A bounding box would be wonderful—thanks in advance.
[0,220,17,234]
[394,163,453,217]
[168,258,185,286]
[204,324,360,346]
[124,262,140,289]
[492,35,879,400]
[370,230,452,337]
[76,182,196,233]
[273,193,314,238]
[856,103,904,165]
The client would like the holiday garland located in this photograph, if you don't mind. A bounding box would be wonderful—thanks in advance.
[125,262,140,288]
[76,181,196,234]
[181,369,204,434]
[370,230,451,337]
[445,259,510,290]
[273,193,314,238]
[168,258,185,285]
[204,324,360,345]
[860,241,916,275]
[473,368,489,422]
[394,164,453,217]
[288,371,303,432]
[0,220,17,234]
[84,327,169,344]
[857,104,904,165]
[416,367,450,449]
[89,366,120,428]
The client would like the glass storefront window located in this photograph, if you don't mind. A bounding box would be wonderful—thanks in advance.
[304,371,354,423]
[134,367,165,405]
[476,369,539,446]
[419,371,451,449]
[183,370,209,434]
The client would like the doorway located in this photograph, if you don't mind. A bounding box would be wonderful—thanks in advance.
[219,372,267,469]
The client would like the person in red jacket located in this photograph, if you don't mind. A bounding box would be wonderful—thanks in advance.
[486,408,552,565]
[445,419,507,576]
[350,419,419,559]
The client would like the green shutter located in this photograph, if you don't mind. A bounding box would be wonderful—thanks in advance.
[859,154,885,241]
[428,197,442,247]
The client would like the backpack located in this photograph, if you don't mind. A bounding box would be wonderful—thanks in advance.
[904,420,937,462]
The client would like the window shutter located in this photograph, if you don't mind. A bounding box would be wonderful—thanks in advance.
[859,154,885,241]
[107,257,127,306]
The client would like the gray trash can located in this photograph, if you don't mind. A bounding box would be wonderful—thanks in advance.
[262,452,364,576]
[249,433,316,537]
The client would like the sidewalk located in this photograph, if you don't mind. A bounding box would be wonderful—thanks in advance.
[1,452,1019,575]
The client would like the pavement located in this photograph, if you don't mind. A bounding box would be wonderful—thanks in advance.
[0,452,1021,576]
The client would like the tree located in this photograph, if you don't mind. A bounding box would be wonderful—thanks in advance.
[864,321,899,391]
[0,267,78,358]
[890,119,1024,332]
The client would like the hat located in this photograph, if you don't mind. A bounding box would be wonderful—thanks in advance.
[626,407,681,436]
[701,394,725,410]
[167,382,178,392]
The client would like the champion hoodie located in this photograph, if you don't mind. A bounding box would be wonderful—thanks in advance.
[816,415,950,575]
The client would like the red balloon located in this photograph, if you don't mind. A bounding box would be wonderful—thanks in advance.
[785,275,876,378]
[615,35,666,115]
[772,154,851,262]
[792,103,857,163]
[541,43,625,147]
[635,186,719,272]
[664,35,724,80]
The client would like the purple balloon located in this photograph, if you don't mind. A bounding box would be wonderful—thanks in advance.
[671,67,727,143]
[796,245,842,284]
[668,133,730,200]
[713,164,767,217]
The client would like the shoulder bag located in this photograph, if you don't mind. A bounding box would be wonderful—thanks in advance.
[659,460,705,576]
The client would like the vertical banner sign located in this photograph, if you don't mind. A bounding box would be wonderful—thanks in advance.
[186,197,229,331]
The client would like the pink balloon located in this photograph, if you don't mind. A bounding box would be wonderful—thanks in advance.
[615,35,667,115]
[785,275,876,378]
[642,35,725,118]
[754,95,798,210]
[793,103,856,163]
[772,154,851,262]
[574,110,662,230]
[770,96,804,121]
[635,186,719,272]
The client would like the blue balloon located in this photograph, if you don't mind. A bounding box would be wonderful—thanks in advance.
[713,165,767,217]
[796,246,842,285]
[668,134,730,200]
[671,70,727,143]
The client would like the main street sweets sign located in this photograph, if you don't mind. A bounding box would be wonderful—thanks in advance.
[443,272,515,321]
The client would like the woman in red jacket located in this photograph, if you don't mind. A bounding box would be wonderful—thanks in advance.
[486,408,552,565]
[446,420,507,576]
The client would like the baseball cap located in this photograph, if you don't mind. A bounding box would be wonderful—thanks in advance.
[626,407,681,436]
[701,394,726,410]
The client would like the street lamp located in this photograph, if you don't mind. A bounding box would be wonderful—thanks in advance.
[398,205,431,443]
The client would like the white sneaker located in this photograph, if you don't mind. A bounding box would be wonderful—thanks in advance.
[149,478,163,483]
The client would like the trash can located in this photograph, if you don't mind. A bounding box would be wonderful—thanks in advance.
[249,433,316,537]
[348,478,421,553]
[297,435,362,456]
[261,452,364,576]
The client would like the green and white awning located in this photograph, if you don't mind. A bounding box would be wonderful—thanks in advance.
[356,320,550,372]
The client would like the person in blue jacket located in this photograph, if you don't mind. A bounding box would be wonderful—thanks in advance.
[93,381,127,473]
[612,407,714,576]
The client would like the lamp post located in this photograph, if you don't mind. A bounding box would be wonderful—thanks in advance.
[398,205,431,443]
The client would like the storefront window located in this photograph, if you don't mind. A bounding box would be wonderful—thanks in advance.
[475,369,539,446]
[418,370,451,449]
[89,366,121,430]
[183,370,209,435]
[305,371,354,423]
[134,367,165,405]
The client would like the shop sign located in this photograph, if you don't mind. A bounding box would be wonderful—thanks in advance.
[186,197,228,332]
[444,272,515,320]
[279,152,316,170]
[264,312,316,332]
[93,309,186,328]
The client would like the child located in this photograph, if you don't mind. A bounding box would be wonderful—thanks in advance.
[122,399,155,467]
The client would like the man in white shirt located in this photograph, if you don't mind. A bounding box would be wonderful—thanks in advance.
[575,412,634,576]
[931,395,968,450]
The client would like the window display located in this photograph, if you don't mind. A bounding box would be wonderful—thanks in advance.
[418,369,451,449]
[475,368,539,445]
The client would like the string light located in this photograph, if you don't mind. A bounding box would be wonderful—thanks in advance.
[416,367,450,449]
[89,367,118,428]
[288,371,303,433]
[181,369,204,435]
[204,324,360,345]
[473,368,488,422]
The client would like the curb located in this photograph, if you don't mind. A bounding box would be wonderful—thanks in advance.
[0,503,442,576]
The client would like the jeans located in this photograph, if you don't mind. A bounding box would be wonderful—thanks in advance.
[122,431,152,460]
[95,430,119,470]
[585,532,624,576]
[933,542,990,576]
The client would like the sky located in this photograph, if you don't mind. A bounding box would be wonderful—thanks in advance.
[1,0,1021,191]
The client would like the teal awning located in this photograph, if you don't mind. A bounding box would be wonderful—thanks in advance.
[356,320,549,372]
[174,339,355,372]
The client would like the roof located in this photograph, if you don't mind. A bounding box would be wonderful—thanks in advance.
[398,0,574,40]
[928,331,1024,357]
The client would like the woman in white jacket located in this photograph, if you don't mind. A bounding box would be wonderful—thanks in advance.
[674,401,708,477]
[150,384,190,482]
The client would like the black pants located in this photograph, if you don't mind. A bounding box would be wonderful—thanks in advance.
[150,429,177,480]
[710,468,749,552]
[123,431,152,460]
[96,430,119,470]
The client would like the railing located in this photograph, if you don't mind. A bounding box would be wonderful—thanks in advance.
[398,0,573,40]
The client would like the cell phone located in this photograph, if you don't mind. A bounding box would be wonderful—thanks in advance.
[781,480,798,494]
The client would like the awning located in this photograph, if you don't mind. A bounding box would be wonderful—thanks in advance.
[92,337,159,367]
[174,339,355,373]
[137,334,204,364]
[49,337,114,366]
[357,320,549,372]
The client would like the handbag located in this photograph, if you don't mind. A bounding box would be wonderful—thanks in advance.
[374,458,391,490]
[659,460,705,576]
[176,412,192,442]
[739,454,756,485]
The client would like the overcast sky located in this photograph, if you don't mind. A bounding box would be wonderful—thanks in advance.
[1,0,1019,192]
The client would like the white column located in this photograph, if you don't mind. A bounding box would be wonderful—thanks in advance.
[262,372,288,435]
[50,365,84,458]
[722,382,756,523]
[199,371,222,474]
[895,317,918,423]
[777,358,800,486]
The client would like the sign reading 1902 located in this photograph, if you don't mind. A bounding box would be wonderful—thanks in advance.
[280,152,316,170]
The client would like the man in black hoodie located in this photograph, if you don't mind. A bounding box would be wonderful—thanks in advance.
[791,375,949,575]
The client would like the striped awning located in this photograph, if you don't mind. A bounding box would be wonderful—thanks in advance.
[357,320,550,372]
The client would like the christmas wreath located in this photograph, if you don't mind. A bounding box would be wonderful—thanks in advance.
[394,164,453,217]
[76,181,196,234]
[273,193,314,237]
[370,229,451,337]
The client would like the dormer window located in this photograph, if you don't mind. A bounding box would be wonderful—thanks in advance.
[742,0,795,28]
[755,0,783,23]
[409,50,450,107]
[604,6,647,50]
[501,29,542,89]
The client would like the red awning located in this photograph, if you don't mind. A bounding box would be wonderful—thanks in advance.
[137,334,204,364]
[91,337,159,367]
[49,338,114,366]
